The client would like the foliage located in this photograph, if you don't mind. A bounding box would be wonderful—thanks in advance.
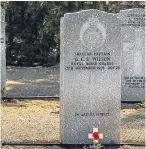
[140,100,146,105]
[83,142,103,149]
[1,1,145,66]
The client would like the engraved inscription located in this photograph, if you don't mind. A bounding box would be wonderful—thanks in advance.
[121,13,145,27]
[65,52,120,71]
[124,76,145,88]
[75,112,110,117]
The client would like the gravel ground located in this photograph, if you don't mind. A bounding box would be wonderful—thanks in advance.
[1,100,145,149]
[2,99,60,143]
[6,66,60,98]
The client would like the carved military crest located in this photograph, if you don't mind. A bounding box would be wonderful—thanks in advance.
[80,15,106,49]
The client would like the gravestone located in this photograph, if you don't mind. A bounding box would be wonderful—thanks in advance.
[60,10,121,144]
[1,8,6,96]
[119,8,145,101]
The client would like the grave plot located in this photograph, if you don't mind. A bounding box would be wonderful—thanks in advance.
[60,9,121,144]
[1,100,145,147]
[1,5,145,149]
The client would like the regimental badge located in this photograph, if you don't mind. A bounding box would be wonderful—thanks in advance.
[80,15,106,49]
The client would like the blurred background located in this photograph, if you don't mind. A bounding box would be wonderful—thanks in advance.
[1,1,145,67]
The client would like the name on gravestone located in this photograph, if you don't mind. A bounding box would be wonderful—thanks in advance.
[119,8,145,101]
[60,10,121,144]
[1,8,6,96]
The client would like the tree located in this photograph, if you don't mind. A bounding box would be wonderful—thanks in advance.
[1,1,145,66]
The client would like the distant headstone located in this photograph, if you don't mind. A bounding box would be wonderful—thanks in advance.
[1,8,6,96]
[119,8,145,101]
[60,10,121,144]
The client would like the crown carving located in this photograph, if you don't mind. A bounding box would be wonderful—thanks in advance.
[88,15,99,27]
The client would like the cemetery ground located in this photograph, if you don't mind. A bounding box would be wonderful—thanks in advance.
[2,66,146,148]
[1,98,145,149]
[6,66,59,98]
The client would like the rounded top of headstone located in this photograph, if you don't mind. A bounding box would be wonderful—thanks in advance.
[120,8,145,14]
[63,9,116,18]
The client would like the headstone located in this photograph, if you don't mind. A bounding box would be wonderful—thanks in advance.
[60,10,121,144]
[119,8,145,101]
[1,8,6,96]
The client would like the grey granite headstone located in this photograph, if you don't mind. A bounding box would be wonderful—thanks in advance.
[60,10,121,144]
[1,8,6,96]
[119,8,145,101]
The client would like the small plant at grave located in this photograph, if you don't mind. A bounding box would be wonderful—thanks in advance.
[135,99,146,109]
[83,142,103,149]
[140,99,146,105]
